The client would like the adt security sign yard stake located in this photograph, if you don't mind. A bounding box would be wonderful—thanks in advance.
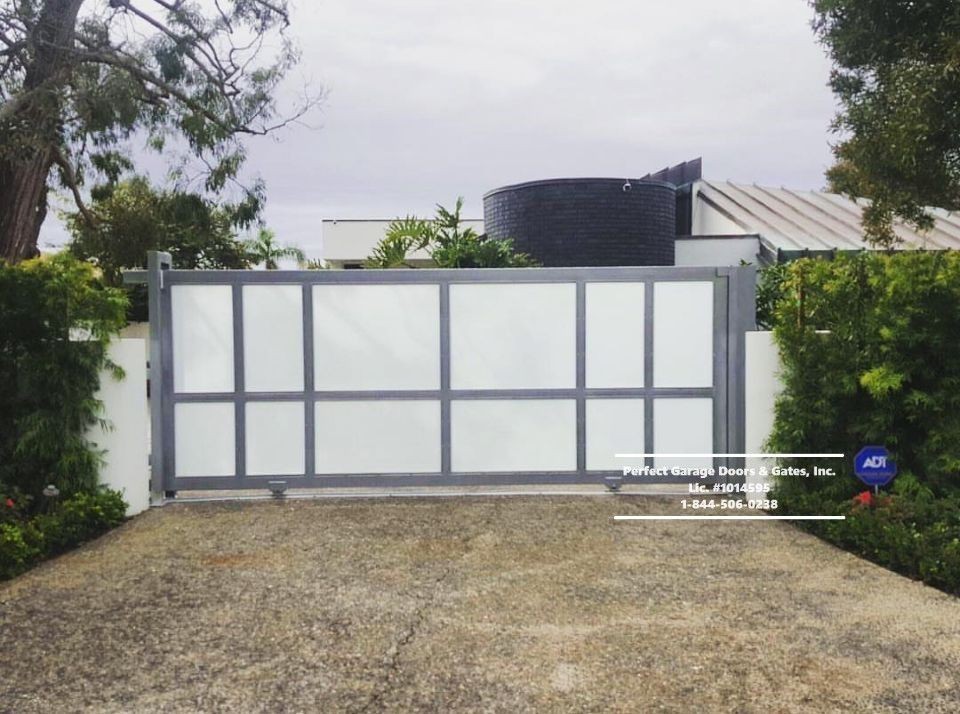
[854,446,897,492]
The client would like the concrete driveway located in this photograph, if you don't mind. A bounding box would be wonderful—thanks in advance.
[1,496,958,713]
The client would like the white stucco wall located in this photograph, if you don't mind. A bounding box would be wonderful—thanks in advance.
[89,339,150,516]
[119,321,150,361]
[745,331,782,488]
[119,321,149,341]
[675,237,759,267]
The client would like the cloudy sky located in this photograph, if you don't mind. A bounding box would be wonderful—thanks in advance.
[43,0,838,249]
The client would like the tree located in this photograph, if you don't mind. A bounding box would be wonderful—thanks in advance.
[365,198,538,269]
[66,176,250,319]
[67,177,250,281]
[243,227,304,269]
[812,0,960,246]
[0,0,317,262]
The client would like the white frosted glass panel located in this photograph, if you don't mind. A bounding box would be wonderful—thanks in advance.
[313,285,439,390]
[653,281,713,388]
[243,285,304,392]
[450,283,575,389]
[315,401,440,474]
[172,285,234,393]
[586,282,644,388]
[586,399,644,471]
[451,400,576,472]
[246,402,304,476]
[174,402,235,477]
[653,399,713,472]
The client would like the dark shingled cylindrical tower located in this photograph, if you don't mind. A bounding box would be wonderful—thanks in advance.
[482,178,676,266]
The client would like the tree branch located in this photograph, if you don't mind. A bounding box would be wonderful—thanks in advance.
[51,146,97,227]
[121,1,230,91]
[73,41,249,135]
[0,29,26,55]
[72,38,319,137]
[0,70,70,123]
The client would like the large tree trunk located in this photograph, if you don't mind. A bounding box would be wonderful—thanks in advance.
[0,0,85,263]
[0,153,54,261]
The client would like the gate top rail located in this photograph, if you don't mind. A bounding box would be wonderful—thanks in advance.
[123,264,743,285]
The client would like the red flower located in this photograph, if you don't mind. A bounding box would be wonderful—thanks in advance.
[4,498,13,508]
[852,491,873,507]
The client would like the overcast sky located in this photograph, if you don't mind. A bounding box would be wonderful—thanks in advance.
[43,0,838,249]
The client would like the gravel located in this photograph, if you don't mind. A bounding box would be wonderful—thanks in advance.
[1,495,959,713]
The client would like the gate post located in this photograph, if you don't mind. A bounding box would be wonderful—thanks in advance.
[147,251,173,502]
[727,265,757,474]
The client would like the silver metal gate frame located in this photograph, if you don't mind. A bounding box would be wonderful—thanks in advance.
[131,253,756,493]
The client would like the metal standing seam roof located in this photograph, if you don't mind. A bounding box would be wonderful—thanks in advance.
[695,180,960,252]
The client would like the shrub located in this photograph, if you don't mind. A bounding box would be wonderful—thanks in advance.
[0,523,42,580]
[0,489,127,580]
[31,489,128,556]
[816,492,960,594]
[766,251,960,594]
[0,253,127,505]
[755,262,789,330]
[0,488,31,526]
[768,251,960,499]
[365,198,538,269]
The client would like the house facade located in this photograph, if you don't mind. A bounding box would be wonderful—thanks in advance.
[305,158,960,268]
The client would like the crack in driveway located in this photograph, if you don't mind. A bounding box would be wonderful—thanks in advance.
[353,502,500,713]
[353,566,454,714]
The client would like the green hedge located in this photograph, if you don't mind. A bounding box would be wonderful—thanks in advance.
[763,251,960,594]
[0,253,128,580]
[0,253,127,503]
[0,489,127,580]
[775,475,960,594]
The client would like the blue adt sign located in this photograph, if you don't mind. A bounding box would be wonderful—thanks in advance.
[854,446,897,487]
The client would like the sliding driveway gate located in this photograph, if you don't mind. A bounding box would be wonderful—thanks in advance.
[133,253,755,494]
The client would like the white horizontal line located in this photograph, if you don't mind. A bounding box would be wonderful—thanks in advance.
[613,515,845,521]
[613,453,845,458]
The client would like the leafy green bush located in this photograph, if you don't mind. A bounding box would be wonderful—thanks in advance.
[0,488,30,526]
[0,523,42,580]
[755,262,789,330]
[31,490,128,556]
[365,198,538,269]
[799,488,960,595]
[0,254,127,505]
[0,489,127,580]
[766,251,960,594]
[769,251,960,498]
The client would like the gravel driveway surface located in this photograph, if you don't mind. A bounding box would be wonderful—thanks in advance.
[1,496,959,713]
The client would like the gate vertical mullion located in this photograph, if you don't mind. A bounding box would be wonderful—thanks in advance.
[232,284,246,486]
[439,280,452,482]
[575,280,586,477]
[643,280,655,471]
[303,282,315,481]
